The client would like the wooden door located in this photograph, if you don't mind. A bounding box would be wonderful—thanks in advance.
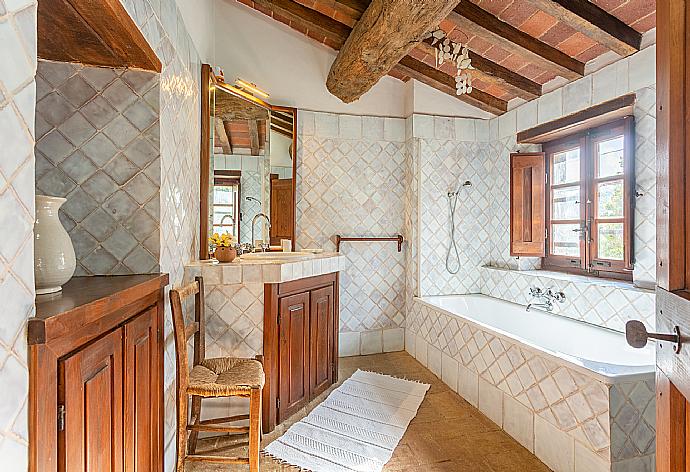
[123,309,160,472]
[61,329,123,472]
[278,292,310,422]
[656,1,690,469]
[310,285,334,397]
[270,177,294,245]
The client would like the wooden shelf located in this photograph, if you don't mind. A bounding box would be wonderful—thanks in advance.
[31,274,168,347]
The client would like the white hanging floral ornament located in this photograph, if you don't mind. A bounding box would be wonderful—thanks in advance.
[425,28,473,95]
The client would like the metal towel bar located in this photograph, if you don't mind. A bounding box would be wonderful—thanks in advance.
[335,235,404,253]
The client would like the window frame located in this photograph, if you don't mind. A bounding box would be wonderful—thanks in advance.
[212,170,241,237]
[543,117,635,280]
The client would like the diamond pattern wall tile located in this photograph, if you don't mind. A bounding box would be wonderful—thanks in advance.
[0,1,36,462]
[296,114,406,333]
[479,266,655,332]
[35,60,161,275]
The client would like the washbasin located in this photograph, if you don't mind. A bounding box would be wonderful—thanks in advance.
[240,251,315,261]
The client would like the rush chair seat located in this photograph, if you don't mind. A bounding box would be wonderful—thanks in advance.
[170,276,264,471]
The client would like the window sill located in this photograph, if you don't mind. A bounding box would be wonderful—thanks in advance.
[482,265,654,293]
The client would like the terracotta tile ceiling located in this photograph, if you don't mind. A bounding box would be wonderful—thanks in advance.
[238,0,655,106]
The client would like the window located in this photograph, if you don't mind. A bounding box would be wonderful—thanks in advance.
[212,171,241,237]
[543,118,634,279]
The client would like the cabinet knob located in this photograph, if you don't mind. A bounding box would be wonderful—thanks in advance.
[626,320,682,354]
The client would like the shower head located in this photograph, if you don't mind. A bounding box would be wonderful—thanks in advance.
[245,196,261,204]
[447,181,472,198]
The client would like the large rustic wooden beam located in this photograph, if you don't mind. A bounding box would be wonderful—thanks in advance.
[248,120,260,156]
[214,118,232,154]
[222,121,234,154]
[332,0,541,100]
[395,56,507,115]
[450,0,584,80]
[528,0,641,56]
[245,0,508,114]
[326,0,459,103]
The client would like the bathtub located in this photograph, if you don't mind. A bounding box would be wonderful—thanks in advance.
[407,294,656,472]
[417,294,655,382]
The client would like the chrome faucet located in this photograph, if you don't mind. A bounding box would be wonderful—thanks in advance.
[219,214,233,227]
[526,287,566,312]
[251,213,271,252]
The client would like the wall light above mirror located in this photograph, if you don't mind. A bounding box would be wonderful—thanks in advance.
[200,64,297,260]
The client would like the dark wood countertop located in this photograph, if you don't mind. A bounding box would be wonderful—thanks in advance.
[30,274,169,348]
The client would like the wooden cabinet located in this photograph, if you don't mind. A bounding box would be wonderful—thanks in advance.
[123,308,160,472]
[62,329,124,472]
[30,274,168,472]
[310,285,334,398]
[264,273,339,431]
[278,292,311,422]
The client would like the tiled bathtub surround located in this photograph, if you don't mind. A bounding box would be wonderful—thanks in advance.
[406,299,655,472]
[296,111,407,354]
[35,60,161,275]
[481,266,656,332]
[0,0,36,466]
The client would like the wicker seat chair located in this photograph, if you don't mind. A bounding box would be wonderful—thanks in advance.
[170,276,264,471]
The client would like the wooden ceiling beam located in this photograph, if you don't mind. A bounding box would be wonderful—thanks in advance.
[528,0,641,56]
[332,0,541,100]
[326,0,459,103]
[271,114,294,130]
[251,0,350,44]
[244,0,508,114]
[395,56,507,115]
[213,118,232,154]
[222,121,234,154]
[450,0,584,80]
[248,120,260,156]
[270,122,294,138]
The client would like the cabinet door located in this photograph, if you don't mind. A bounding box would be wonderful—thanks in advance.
[124,308,160,472]
[278,292,310,423]
[62,329,123,472]
[310,285,334,398]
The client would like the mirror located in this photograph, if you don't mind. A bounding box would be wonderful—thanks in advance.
[200,65,297,259]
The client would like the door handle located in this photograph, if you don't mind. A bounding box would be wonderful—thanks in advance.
[626,320,682,354]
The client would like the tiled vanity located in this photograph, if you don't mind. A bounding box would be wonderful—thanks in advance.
[184,253,345,430]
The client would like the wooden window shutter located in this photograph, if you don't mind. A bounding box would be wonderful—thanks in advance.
[510,152,546,257]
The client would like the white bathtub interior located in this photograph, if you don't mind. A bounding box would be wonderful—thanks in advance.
[416,294,655,382]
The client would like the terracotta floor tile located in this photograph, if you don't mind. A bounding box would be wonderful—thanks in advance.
[186,352,550,472]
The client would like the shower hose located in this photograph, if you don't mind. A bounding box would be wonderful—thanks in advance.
[445,191,460,274]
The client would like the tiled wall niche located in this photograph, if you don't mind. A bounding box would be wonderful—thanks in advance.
[35,60,161,275]
[296,111,407,356]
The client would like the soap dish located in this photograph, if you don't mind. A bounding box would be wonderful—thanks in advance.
[302,248,324,254]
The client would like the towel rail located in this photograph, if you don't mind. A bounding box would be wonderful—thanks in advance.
[335,235,404,253]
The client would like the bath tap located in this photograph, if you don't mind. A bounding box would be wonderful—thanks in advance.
[526,287,565,312]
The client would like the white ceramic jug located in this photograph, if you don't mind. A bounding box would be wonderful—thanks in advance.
[34,195,76,294]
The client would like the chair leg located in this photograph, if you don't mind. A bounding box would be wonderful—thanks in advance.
[187,395,202,454]
[176,392,189,471]
[248,388,262,472]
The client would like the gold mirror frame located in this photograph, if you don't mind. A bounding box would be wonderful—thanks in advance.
[199,64,297,260]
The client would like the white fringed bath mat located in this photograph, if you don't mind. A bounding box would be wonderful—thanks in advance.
[263,369,430,472]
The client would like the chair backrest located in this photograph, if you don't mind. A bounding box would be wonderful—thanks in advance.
[169,276,206,391]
